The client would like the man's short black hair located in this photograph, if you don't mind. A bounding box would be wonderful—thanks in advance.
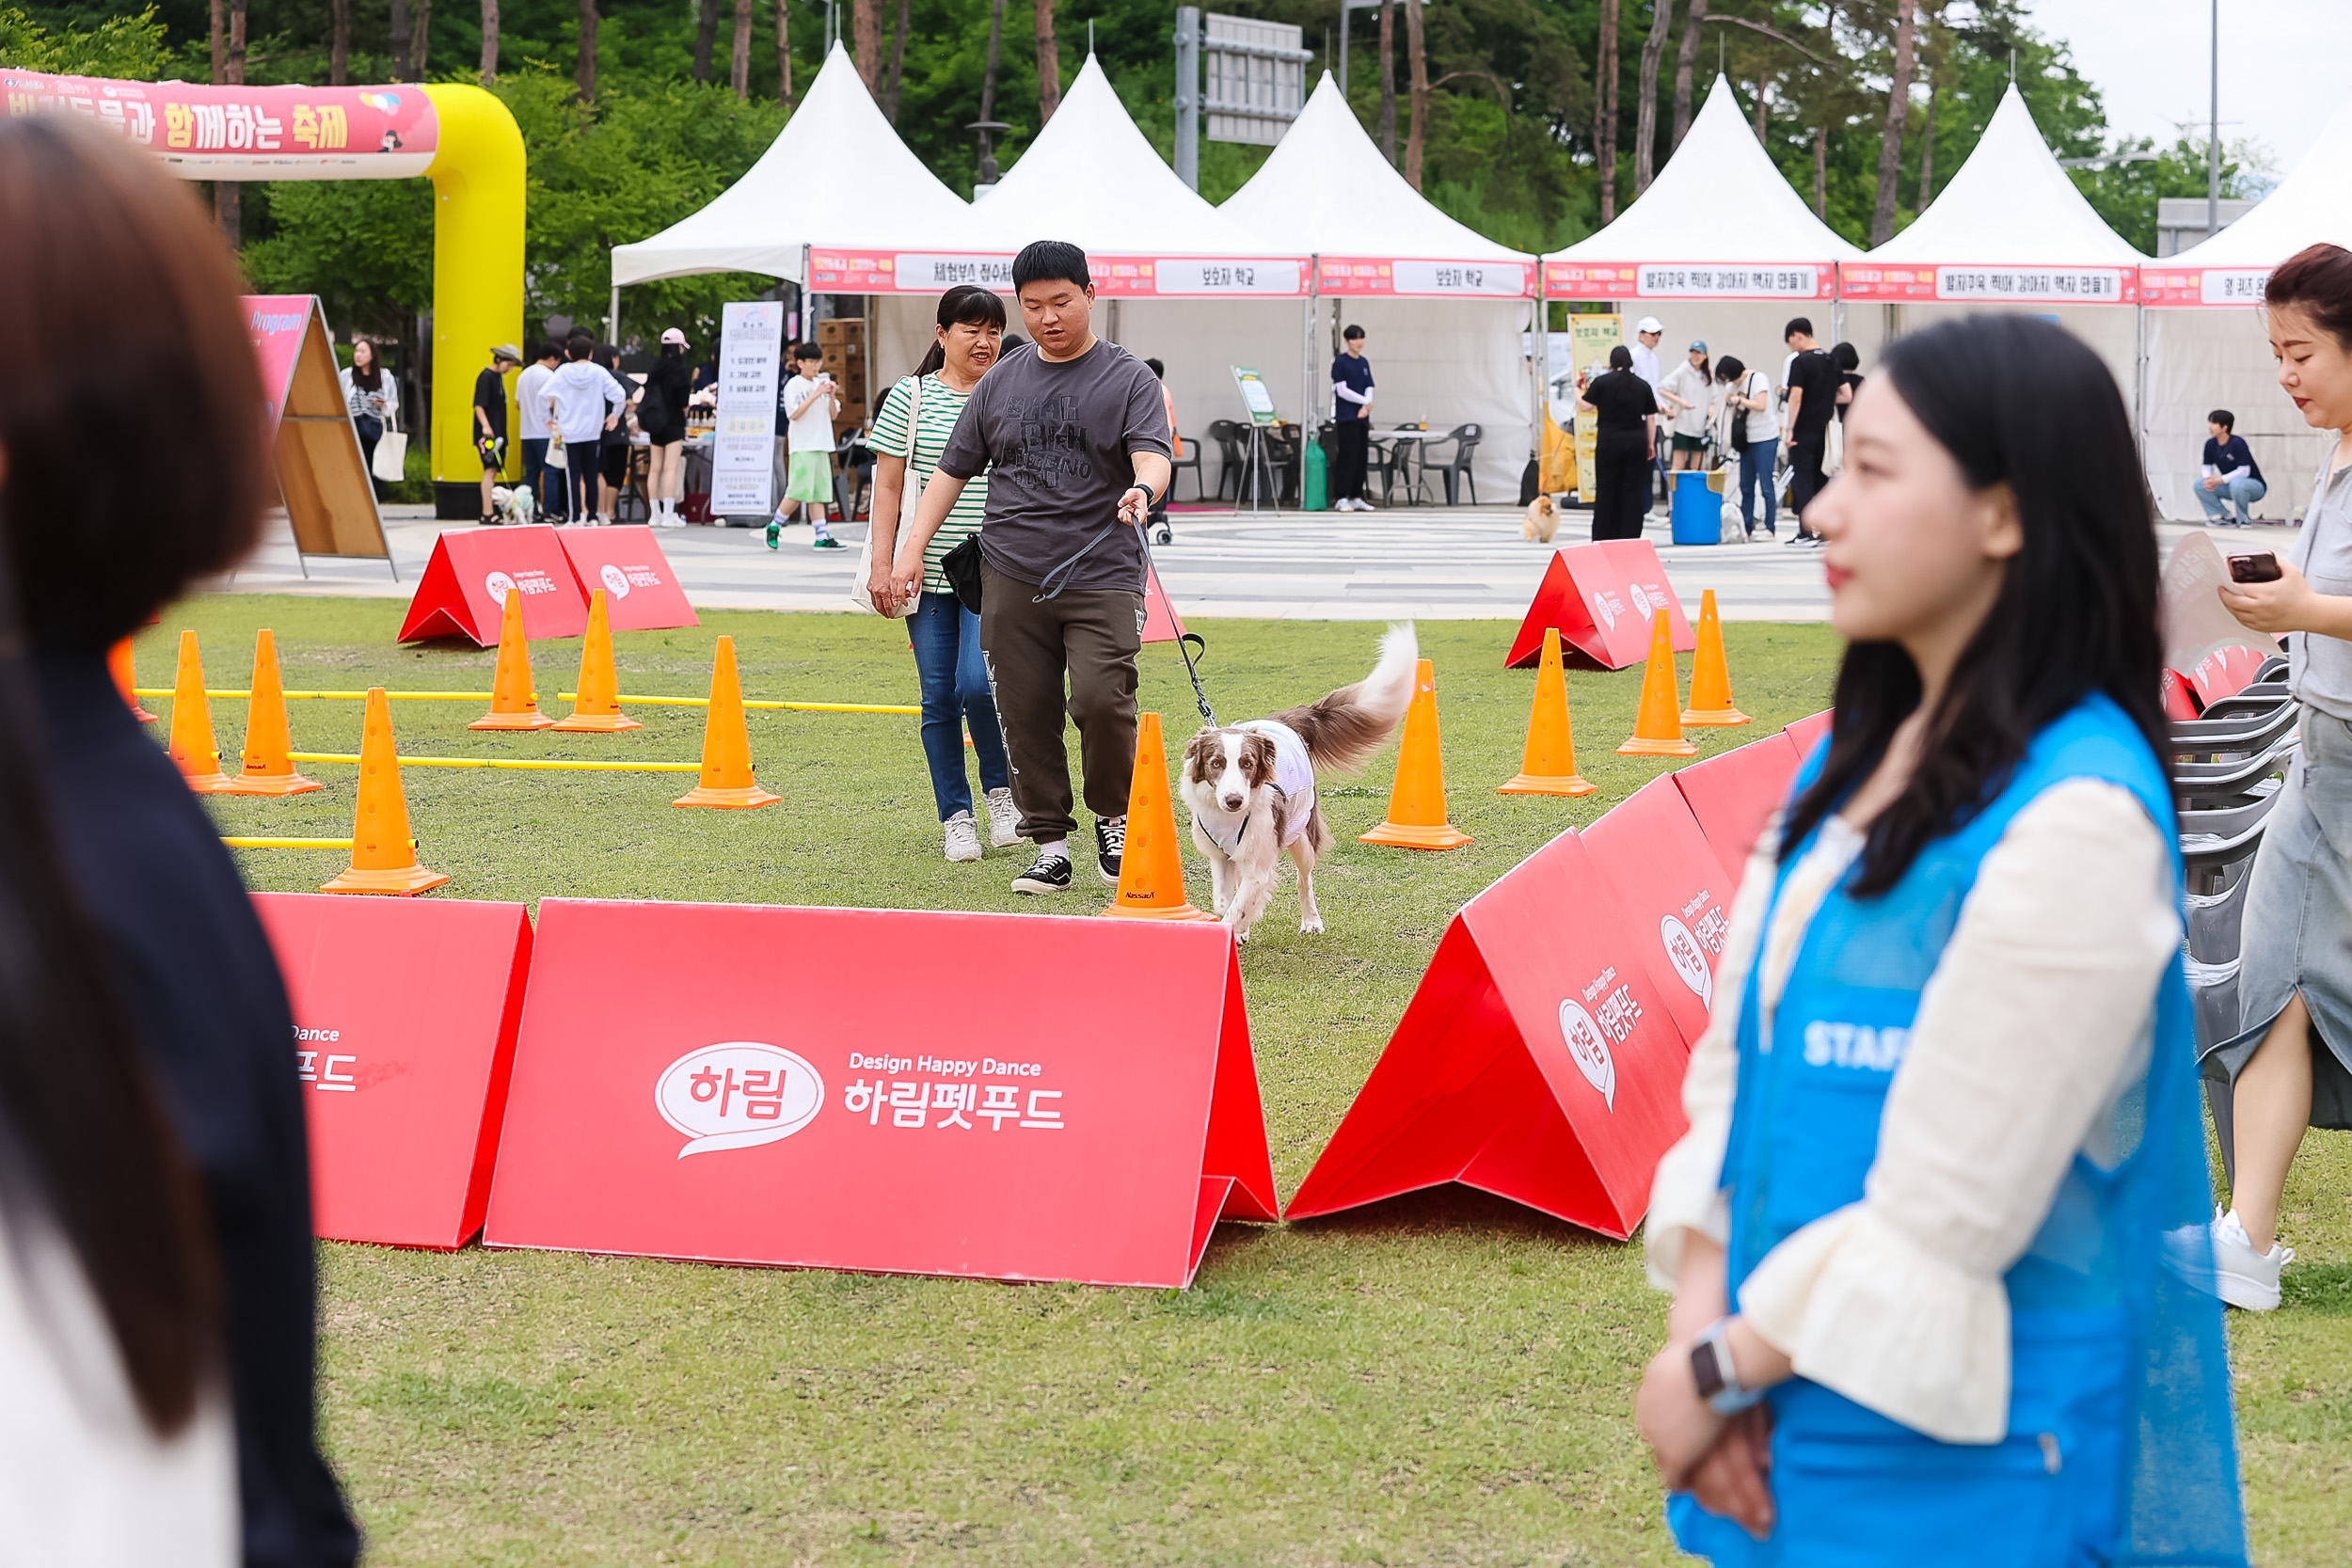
[1343,324,1366,341]
[535,342,562,362]
[1144,357,1165,377]
[1012,239,1091,293]
[564,331,595,359]
[1784,316,1814,342]
[795,341,825,361]
[2209,408,2235,431]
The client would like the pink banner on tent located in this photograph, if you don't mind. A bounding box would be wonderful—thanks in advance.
[1093,257,1308,298]
[2139,266,2276,308]
[1545,261,1834,300]
[1840,264,2136,304]
[0,70,437,178]
[1316,257,1533,299]
[811,250,1017,294]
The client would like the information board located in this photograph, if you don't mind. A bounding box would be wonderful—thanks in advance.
[711,301,784,518]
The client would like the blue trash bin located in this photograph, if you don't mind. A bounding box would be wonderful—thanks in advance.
[1670,470,1720,545]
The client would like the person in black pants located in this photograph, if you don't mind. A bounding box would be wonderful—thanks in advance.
[1781,317,1840,546]
[1329,324,1376,510]
[1581,344,1660,541]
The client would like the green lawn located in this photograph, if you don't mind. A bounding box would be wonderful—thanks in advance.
[138,598,2350,1564]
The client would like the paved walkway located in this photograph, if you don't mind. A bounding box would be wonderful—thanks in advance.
[212,502,2255,625]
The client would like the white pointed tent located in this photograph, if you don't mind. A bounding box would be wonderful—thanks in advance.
[611,44,1020,292]
[2138,97,2352,518]
[1850,84,2143,419]
[1119,71,1538,504]
[1543,76,1874,419]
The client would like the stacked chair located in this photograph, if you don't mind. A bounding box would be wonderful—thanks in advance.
[2172,655,2295,1185]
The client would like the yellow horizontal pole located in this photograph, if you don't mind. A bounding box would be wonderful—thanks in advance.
[138,688,915,714]
[287,752,703,773]
[220,836,416,849]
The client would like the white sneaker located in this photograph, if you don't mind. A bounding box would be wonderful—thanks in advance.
[943,812,983,863]
[983,786,1022,848]
[2211,1207,2293,1310]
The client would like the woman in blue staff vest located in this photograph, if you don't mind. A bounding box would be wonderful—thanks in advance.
[1634,314,2245,1565]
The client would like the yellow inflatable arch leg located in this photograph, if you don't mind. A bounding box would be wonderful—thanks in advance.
[421,84,527,508]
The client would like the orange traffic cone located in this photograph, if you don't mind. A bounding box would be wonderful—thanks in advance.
[1618,608,1698,757]
[674,636,780,808]
[109,637,158,723]
[321,689,450,895]
[469,588,556,731]
[1500,628,1597,796]
[226,629,323,796]
[166,630,236,793]
[1103,712,1215,920]
[1360,658,1473,849]
[552,589,642,732]
[1681,589,1751,727]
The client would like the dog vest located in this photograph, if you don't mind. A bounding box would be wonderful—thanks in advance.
[1669,696,2245,1566]
[1198,721,1317,854]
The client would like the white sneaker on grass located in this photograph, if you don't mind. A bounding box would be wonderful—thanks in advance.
[943,812,982,863]
[983,787,1022,848]
[2211,1207,2293,1310]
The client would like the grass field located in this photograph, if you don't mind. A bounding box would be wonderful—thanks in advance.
[139,597,2350,1564]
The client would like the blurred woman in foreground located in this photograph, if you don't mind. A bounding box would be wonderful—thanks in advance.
[0,115,358,1564]
[1637,316,2245,1563]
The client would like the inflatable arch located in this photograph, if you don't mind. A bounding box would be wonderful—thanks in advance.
[0,71,525,516]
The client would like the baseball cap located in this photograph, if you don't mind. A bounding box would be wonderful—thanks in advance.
[1636,315,1664,334]
[1689,339,1708,352]
[660,326,688,346]
[490,342,521,363]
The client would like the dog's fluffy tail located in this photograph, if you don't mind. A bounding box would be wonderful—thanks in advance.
[1270,623,1419,772]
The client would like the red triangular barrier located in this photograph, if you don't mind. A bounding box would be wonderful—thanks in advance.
[1671,731,1803,880]
[1782,707,1834,756]
[554,525,700,632]
[1579,775,1741,1051]
[1284,829,1692,1237]
[397,524,590,644]
[252,894,533,1249]
[1142,561,1186,644]
[1506,540,1695,670]
[485,902,1274,1288]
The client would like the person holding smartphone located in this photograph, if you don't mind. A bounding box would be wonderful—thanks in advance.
[2209,242,2352,1310]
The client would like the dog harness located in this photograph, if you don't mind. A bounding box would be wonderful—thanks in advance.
[1197,721,1317,855]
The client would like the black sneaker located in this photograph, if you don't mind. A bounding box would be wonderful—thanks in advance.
[1095,816,1126,884]
[1011,851,1073,895]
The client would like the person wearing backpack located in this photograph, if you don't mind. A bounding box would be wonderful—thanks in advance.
[1715,355,1779,539]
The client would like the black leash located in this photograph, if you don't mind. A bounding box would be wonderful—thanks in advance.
[1032,499,1217,728]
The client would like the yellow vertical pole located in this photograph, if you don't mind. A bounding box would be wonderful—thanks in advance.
[420,85,527,499]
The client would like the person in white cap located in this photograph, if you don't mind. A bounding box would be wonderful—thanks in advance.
[1632,316,1667,506]
[642,326,694,526]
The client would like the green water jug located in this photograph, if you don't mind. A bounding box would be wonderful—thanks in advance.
[1304,432,1327,511]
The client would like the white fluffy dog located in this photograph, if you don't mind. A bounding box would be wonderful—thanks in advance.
[1180,625,1419,942]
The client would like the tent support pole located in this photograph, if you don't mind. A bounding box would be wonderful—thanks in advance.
[1531,263,1548,489]
[1303,259,1318,512]
[608,284,621,346]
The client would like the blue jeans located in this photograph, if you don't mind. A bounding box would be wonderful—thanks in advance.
[2197,471,2266,525]
[909,592,1010,820]
[520,437,557,517]
[1739,436,1778,534]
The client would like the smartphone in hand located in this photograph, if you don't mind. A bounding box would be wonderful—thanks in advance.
[2230,552,2283,584]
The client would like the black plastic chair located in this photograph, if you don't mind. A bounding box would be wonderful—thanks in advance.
[1207,420,1248,503]
[1167,431,1207,503]
[1430,423,1484,505]
[1374,423,1421,506]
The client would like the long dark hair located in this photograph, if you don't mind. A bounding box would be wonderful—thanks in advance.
[0,114,225,1435]
[914,284,1009,376]
[1779,315,2167,895]
[348,341,382,391]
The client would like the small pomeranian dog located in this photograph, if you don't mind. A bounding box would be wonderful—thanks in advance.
[1180,625,1419,942]
[1521,493,1560,543]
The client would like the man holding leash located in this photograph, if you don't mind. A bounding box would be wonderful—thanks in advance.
[887,240,1174,895]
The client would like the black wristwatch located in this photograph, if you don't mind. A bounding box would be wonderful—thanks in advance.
[1690,1317,1765,1416]
[1128,480,1159,507]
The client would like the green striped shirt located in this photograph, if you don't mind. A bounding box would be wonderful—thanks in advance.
[870,372,988,596]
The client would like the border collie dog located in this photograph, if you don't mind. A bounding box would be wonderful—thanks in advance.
[1179,625,1418,941]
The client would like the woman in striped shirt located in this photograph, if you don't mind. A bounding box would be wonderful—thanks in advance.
[867,285,1017,863]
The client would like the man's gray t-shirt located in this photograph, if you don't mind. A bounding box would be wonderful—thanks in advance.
[936,340,1173,594]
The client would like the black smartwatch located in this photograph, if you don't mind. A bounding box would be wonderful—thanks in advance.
[1690,1317,1765,1416]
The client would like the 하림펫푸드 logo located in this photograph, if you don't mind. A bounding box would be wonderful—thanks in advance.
[599,562,631,599]
[484,569,517,606]
[1660,914,1714,1009]
[1629,580,1654,619]
[1556,999,1616,1109]
[655,1042,824,1158]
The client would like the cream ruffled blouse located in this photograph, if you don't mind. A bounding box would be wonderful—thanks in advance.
[1645,778,2181,1443]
